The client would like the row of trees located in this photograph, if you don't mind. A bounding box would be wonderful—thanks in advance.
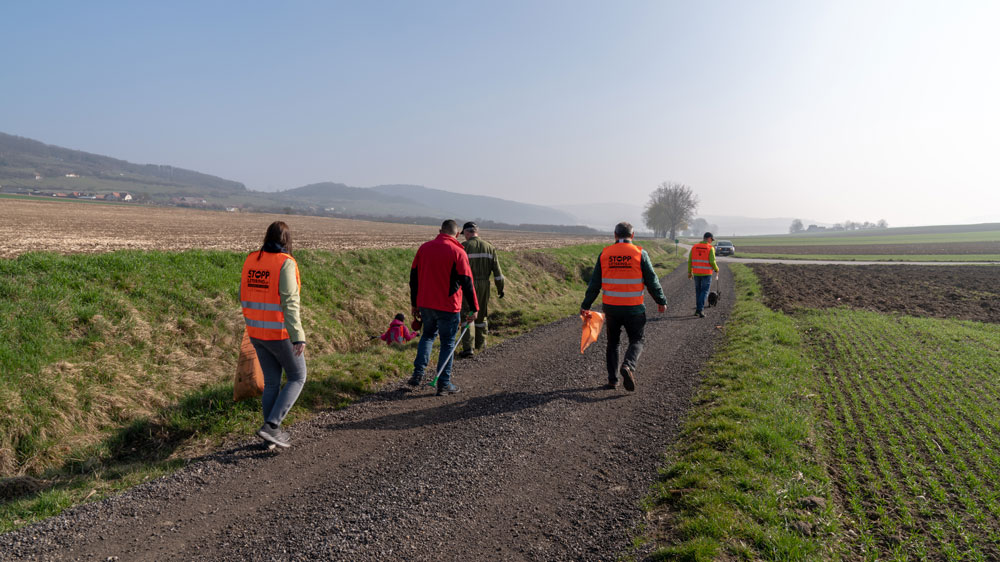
[789,218,888,233]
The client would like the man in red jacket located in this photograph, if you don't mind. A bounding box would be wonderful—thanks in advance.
[407,220,478,395]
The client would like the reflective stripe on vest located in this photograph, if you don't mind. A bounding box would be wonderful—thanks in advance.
[690,243,715,275]
[240,251,299,340]
[600,243,644,306]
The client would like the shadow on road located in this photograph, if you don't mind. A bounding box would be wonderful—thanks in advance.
[326,386,626,432]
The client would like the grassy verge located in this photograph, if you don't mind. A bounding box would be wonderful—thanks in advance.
[0,241,680,531]
[732,253,1000,262]
[645,264,838,560]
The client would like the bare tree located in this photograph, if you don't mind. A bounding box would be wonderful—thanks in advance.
[789,219,804,234]
[643,182,698,240]
[877,219,888,228]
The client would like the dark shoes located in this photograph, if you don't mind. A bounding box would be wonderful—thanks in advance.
[696,310,705,318]
[620,365,636,392]
[603,381,619,390]
[457,349,474,359]
[436,383,461,396]
[257,424,291,448]
[407,373,423,387]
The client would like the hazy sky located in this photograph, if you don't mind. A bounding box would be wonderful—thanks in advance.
[2,1,997,226]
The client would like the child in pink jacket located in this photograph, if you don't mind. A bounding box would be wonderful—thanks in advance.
[380,313,418,344]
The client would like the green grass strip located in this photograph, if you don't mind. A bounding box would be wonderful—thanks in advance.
[646,264,838,561]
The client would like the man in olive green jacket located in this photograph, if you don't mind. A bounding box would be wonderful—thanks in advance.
[459,222,504,357]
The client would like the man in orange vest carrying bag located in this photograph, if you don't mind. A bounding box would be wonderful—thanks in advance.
[688,231,720,318]
[580,222,667,392]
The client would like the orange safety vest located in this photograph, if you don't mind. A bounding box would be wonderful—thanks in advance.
[240,251,300,340]
[690,242,715,275]
[600,242,645,307]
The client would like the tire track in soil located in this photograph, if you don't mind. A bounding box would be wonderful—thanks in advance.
[1,264,733,561]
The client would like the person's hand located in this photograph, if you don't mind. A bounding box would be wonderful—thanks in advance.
[687,272,693,279]
[657,304,666,314]
[466,312,476,325]
[411,306,420,320]
[497,290,504,299]
[580,308,589,317]
[293,342,306,356]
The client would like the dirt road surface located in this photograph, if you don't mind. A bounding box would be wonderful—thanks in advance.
[1,265,733,561]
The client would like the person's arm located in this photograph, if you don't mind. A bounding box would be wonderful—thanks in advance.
[455,253,479,318]
[580,255,602,311]
[409,252,420,316]
[403,325,419,341]
[640,250,667,307]
[687,246,694,278]
[709,247,719,273]
[278,259,306,345]
[492,249,505,298]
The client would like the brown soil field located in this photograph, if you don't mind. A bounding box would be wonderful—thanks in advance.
[0,198,605,258]
[738,241,1000,255]
[749,263,1000,323]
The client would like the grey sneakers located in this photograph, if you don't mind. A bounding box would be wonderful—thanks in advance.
[257,424,291,448]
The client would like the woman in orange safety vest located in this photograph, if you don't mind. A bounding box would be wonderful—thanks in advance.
[240,221,307,448]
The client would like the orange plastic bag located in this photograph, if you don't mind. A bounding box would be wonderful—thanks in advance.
[233,329,265,401]
[580,310,605,353]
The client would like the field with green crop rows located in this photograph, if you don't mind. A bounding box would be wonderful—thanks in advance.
[807,309,1000,560]
[723,223,1000,262]
[648,262,1000,560]
[729,224,1000,247]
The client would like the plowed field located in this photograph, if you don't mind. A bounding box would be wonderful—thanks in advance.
[749,263,1000,323]
[0,198,604,258]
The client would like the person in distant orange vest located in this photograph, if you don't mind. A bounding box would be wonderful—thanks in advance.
[240,221,306,448]
[687,231,720,318]
[580,222,667,392]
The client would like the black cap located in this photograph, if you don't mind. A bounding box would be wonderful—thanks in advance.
[463,221,478,231]
[703,232,714,240]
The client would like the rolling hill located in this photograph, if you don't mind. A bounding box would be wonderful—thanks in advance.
[0,132,247,200]
[0,132,590,228]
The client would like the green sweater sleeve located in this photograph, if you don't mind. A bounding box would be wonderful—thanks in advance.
[279,259,306,343]
[640,250,667,306]
[709,247,718,272]
[580,256,603,310]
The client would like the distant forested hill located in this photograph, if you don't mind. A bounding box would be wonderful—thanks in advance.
[0,132,593,230]
[0,132,246,200]
[368,185,578,225]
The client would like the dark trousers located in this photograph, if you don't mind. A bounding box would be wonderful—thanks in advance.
[605,312,646,382]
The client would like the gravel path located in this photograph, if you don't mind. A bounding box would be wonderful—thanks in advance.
[1,264,733,561]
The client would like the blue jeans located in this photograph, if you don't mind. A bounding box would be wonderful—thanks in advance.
[694,275,713,312]
[412,308,461,387]
[250,337,307,427]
